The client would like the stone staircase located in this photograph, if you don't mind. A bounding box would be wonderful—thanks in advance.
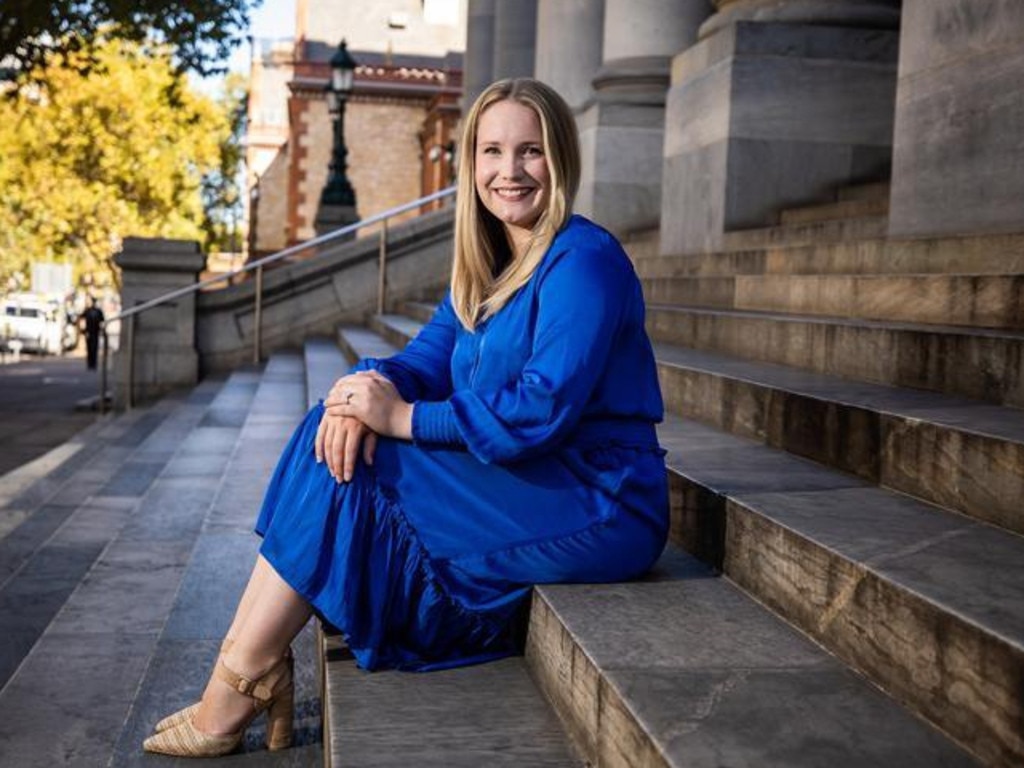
[0,180,1019,767]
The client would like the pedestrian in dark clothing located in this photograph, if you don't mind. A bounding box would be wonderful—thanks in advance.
[81,298,104,370]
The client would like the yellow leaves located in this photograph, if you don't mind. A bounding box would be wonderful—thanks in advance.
[0,36,235,287]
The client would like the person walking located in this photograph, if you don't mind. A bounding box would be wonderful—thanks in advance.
[80,297,104,370]
[142,77,669,758]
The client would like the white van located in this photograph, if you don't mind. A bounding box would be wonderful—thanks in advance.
[2,294,62,355]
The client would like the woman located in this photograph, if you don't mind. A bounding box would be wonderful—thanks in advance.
[143,77,668,758]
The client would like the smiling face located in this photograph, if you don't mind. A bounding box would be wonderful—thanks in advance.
[474,99,551,256]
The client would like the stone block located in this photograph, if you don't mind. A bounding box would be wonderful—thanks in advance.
[527,547,978,768]
[661,21,898,254]
[889,0,1024,237]
[655,345,1024,534]
[577,100,667,235]
[645,306,1024,408]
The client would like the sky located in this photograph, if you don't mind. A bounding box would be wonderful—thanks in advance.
[193,0,296,94]
[230,0,297,73]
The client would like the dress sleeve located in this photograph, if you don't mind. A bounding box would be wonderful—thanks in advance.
[350,295,456,402]
[413,244,634,463]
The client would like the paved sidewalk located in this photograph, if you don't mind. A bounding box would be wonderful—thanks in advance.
[0,353,103,478]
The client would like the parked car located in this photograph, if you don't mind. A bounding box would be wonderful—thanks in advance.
[1,294,63,355]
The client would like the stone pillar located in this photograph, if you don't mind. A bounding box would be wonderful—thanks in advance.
[576,0,713,236]
[661,0,900,254]
[113,238,206,408]
[492,0,538,80]
[534,0,604,112]
[889,0,1024,238]
[463,0,496,110]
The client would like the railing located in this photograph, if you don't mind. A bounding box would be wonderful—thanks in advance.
[99,185,456,413]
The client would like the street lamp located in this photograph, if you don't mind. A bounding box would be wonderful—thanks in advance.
[315,39,359,234]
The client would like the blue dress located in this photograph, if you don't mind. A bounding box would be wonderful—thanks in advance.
[256,215,668,671]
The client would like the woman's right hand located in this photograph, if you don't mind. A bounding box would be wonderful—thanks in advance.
[314,409,378,483]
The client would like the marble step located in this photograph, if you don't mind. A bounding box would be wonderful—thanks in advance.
[620,225,661,264]
[108,353,319,768]
[646,304,1024,408]
[398,300,438,324]
[656,414,1023,768]
[327,328,579,766]
[0,370,266,768]
[634,232,1024,279]
[655,343,1024,536]
[780,196,889,226]
[837,180,891,202]
[642,273,1024,330]
[368,313,426,352]
[529,545,982,768]
[305,335,349,408]
[721,215,888,249]
[0,379,233,694]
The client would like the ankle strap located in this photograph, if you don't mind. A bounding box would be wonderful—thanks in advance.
[214,657,284,704]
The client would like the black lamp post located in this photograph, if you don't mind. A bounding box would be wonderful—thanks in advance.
[315,39,359,233]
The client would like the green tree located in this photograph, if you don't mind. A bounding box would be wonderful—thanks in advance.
[0,37,234,287]
[0,0,259,78]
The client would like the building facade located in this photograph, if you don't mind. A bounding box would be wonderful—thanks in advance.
[464,0,1024,250]
[246,0,466,257]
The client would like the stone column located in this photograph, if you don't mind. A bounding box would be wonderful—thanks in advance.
[113,238,206,408]
[576,0,713,236]
[661,0,900,254]
[534,0,604,113]
[492,0,538,81]
[889,0,1024,238]
[463,0,496,110]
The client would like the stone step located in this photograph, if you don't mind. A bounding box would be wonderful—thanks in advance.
[620,225,661,263]
[721,215,888,250]
[329,327,579,766]
[368,313,425,352]
[655,343,1024,536]
[0,371,265,767]
[634,232,1024,279]
[656,414,1022,767]
[0,380,229,693]
[399,300,437,324]
[646,304,1024,408]
[837,180,891,202]
[107,353,320,767]
[305,335,349,408]
[779,196,889,226]
[529,546,982,768]
[642,273,1024,330]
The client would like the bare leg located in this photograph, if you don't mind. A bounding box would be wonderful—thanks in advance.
[221,554,273,647]
[193,555,313,735]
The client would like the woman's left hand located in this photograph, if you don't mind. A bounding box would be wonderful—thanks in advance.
[325,370,413,440]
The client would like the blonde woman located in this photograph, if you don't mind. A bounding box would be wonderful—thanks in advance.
[144,77,668,758]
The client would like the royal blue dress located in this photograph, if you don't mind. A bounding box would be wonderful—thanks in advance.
[256,215,668,671]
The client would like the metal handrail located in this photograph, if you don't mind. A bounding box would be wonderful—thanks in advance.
[99,185,456,412]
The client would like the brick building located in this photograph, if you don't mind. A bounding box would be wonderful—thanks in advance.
[246,0,466,257]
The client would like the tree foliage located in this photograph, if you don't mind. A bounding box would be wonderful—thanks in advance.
[0,38,237,287]
[0,0,259,78]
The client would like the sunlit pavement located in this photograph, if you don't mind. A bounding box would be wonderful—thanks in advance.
[0,352,102,477]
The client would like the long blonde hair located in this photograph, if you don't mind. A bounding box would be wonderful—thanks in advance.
[450,78,581,330]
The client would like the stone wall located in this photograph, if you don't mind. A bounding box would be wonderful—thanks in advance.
[888,0,1024,237]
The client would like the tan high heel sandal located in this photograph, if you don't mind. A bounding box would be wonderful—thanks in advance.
[151,642,294,735]
[142,654,294,757]
[151,638,235,735]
